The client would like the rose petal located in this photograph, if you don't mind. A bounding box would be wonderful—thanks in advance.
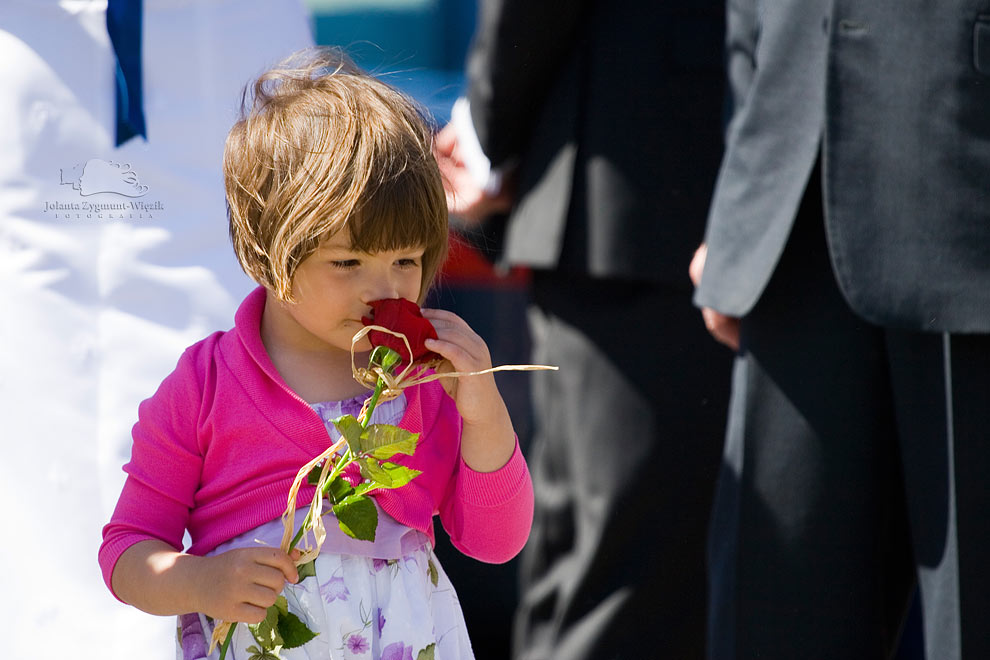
[362,298,440,365]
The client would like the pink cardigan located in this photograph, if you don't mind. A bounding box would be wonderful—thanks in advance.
[99,287,533,596]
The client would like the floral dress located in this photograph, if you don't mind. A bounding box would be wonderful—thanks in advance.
[175,394,475,660]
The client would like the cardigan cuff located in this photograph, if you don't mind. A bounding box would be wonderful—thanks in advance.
[456,436,530,507]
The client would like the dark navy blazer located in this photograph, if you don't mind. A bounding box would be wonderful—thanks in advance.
[467,0,726,288]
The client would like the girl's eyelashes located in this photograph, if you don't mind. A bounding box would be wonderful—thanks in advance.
[396,247,426,268]
[326,251,422,269]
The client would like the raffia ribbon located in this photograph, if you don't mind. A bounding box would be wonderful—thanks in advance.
[209,326,557,652]
[349,324,557,405]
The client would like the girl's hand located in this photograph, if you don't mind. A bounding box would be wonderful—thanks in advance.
[420,308,502,426]
[111,540,298,623]
[196,547,299,623]
[421,308,516,472]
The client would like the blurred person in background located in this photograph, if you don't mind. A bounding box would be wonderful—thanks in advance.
[436,1,732,658]
[691,1,990,658]
[0,1,310,657]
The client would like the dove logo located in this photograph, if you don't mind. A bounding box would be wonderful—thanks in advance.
[60,159,149,197]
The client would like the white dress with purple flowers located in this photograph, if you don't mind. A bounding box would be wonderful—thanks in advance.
[176,394,475,660]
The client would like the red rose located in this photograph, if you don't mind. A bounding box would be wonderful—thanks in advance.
[361,298,440,365]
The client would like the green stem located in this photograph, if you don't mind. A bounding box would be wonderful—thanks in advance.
[287,374,386,555]
[287,445,354,551]
[218,625,235,660]
[219,373,388,660]
[288,515,308,551]
[363,376,386,430]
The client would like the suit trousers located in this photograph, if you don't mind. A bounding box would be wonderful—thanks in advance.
[707,180,990,659]
[513,271,731,660]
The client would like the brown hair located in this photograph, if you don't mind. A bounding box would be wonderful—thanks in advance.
[224,47,448,303]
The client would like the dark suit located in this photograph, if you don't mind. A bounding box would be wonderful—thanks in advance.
[697,2,990,657]
[465,1,732,658]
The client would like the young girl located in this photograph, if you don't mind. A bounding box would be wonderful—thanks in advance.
[99,48,534,660]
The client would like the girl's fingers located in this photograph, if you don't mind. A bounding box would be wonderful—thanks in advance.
[421,308,494,371]
[424,336,470,363]
[432,325,482,352]
[245,582,281,609]
[237,603,271,625]
[252,548,299,584]
[424,338,471,371]
[251,564,294,592]
[419,307,458,319]
[420,307,472,330]
[421,310,484,346]
[425,335,491,370]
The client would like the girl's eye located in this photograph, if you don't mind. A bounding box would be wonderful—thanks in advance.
[396,258,421,268]
[331,259,360,269]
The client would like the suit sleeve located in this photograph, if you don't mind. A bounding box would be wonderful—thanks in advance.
[466,0,591,166]
[723,0,760,133]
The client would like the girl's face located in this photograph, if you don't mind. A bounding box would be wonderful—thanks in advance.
[267,231,425,357]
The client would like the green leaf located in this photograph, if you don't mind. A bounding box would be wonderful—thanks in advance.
[359,457,393,487]
[245,645,271,660]
[247,646,282,660]
[368,436,420,460]
[306,463,324,486]
[332,494,378,541]
[417,643,437,660]
[247,604,283,651]
[352,480,379,498]
[360,424,419,458]
[297,559,317,581]
[323,474,354,504]
[331,414,363,450]
[377,463,421,490]
[427,559,438,587]
[352,464,421,497]
[273,595,289,617]
[277,611,319,649]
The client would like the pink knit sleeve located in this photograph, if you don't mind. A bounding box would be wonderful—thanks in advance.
[441,436,535,564]
[98,340,211,599]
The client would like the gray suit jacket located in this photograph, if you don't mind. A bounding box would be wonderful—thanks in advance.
[696,0,990,332]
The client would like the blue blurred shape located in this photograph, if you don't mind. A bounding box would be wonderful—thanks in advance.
[306,0,474,122]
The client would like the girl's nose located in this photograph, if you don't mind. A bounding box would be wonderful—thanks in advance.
[361,273,400,304]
